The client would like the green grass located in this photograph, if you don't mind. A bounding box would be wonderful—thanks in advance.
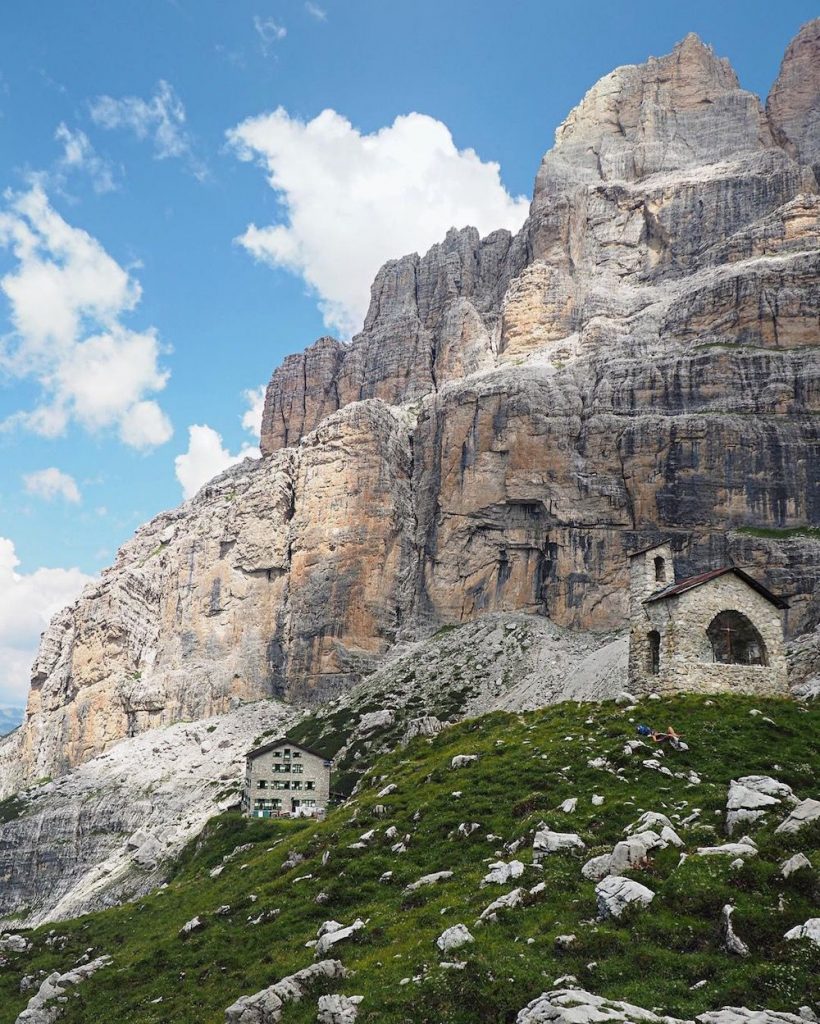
[734,526,820,541]
[0,694,817,1024]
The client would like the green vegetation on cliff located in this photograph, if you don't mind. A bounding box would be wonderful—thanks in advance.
[1,694,817,1023]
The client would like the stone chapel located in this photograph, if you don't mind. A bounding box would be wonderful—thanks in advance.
[628,542,789,695]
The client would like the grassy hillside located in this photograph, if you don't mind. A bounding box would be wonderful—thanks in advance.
[1,693,818,1024]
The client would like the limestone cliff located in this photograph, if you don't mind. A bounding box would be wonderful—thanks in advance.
[2,24,819,795]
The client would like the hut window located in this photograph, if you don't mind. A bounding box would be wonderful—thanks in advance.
[654,556,666,582]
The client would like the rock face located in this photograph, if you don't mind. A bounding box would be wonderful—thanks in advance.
[0,700,296,927]
[3,24,820,793]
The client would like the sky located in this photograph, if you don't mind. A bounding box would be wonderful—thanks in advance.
[0,0,815,708]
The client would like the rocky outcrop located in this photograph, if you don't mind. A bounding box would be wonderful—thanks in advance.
[767,19,820,179]
[0,700,296,926]
[3,24,819,792]
[515,988,810,1024]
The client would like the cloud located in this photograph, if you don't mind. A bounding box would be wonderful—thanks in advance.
[0,537,93,703]
[174,424,260,500]
[241,385,266,438]
[253,15,287,53]
[305,3,327,21]
[90,81,207,180]
[0,185,173,449]
[54,122,117,194]
[23,468,81,504]
[228,109,529,336]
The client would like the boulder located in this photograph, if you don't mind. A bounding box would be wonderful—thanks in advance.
[780,853,812,877]
[696,842,757,859]
[477,888,526,923]
[179,916,204,937]
[436,924,475,953]
[16,956,112,1024]
[533,830,586,857]
[403,871,453,893]
[595,876,655,919]
[726,779,786,834]
[317,994,363,1024]
[481,860,525,886]
[0,934,30,953]
[314,920,365,959]
[775,798,820,835]
[224,960,348,1023]
[784,918,820,946]
[514,988,810,1024]
[581,854,613,881]
[610,830,666,873]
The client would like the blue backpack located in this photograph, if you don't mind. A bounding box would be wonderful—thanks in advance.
[636,724,652,737]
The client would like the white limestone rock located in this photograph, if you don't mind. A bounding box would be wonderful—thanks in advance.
[179,916,204,937]
[775,798,820,835]
[533,830,586,857]
[356,709,394,734]
[481,860,525,886]
[784,918,820,946]
[314,920,365,959]
[721,905,749,957]
[780,853,812,877]
[514,988,809,1024]
[15,956,111,1024]
[224,960,348,1023]
[436,924,475,953]
[696,842,757,859]
[581,854,613,881]
[559,798,578,813]
[403,871,453,893]
[316,994,363,1024]
[626,812,674,835]
[477,888,526,923]
[0,934,30,953]
[595,876,655,919]
[726,779,786,834]
[610,830,667,873]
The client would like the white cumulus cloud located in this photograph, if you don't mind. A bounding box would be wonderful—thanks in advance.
[0,185,173,449]
[23,467,81,504]
[241,385,266,438]
[305,3,327,21]
[175,424,259,500]
[228,108,529,336]
[90,80,206,180]
[0,537,93,704]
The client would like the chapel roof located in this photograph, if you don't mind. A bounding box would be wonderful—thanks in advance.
[645,566,789,609]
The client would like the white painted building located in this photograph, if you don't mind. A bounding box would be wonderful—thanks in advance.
[243,738,332,818]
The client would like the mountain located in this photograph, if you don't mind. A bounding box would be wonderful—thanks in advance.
[0,693,817,1023]
[1,23,819,797]
[0,706,23,737]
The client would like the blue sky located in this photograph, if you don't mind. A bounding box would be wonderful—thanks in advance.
[0,0,815,705]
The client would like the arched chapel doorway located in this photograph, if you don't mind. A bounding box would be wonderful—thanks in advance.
[706,610,768,666]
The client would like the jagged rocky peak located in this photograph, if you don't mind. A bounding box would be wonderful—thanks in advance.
[766,18,820,179]
[537,33,773,189]
[259,224,527,454]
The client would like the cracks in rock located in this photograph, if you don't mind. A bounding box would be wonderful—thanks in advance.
[615,430,638,531]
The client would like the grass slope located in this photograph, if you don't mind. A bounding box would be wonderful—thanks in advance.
[1,694,818,1024]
